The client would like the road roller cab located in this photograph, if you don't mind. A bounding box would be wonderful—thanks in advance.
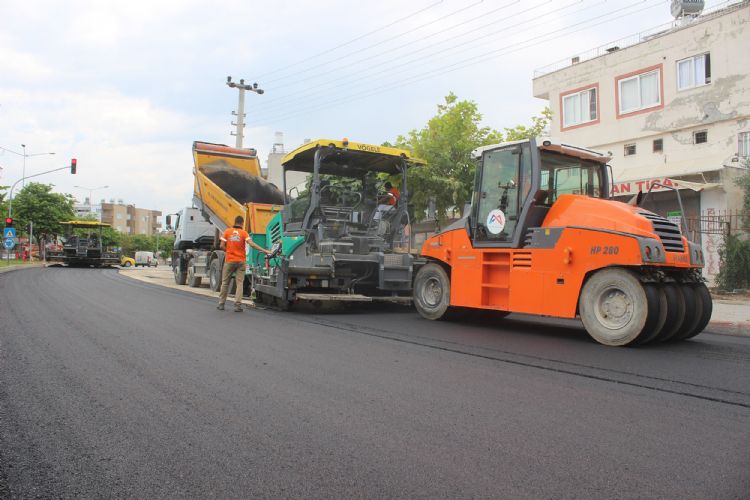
[415,138,711,346]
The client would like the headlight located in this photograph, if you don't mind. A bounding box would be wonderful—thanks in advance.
[688,241,704,266]
[639,237,666,263]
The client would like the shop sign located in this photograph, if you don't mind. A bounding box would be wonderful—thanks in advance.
[611,177,680,196]
[667,210,682,226]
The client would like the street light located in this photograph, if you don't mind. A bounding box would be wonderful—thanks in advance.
[7,160,78,220]
[0,145,57,188]
[74,185,108,217]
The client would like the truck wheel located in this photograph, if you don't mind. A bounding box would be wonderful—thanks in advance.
[414,263,451,320]
[209,260,222,292]
[669,285,701,341]
[638,284,668,344]
[174,265,187,285]
[677,283,712,340]
[123,261,132,268]
[654,283,686,342]
[274,296,291,311]
[579,268,659,346]
[187,267,202,287]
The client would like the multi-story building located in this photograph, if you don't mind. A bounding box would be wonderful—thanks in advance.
[532,0,750,283]
[73,198,103,221]
[100,200,162,235]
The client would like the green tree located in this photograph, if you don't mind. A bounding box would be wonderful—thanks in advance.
[11,182,75,246]
[716,159,750,290]
[393,93,549,221]
[119,233,173,258]
[715,159,750,290]
[735,159,750,225]
[0,185,8,221]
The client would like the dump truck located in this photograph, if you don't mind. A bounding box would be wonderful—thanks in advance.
[47,220,121,267]
[412,138,711,346]
[250,139,422,309]
[170,141,284,293]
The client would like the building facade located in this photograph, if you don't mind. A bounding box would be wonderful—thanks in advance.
[100,202,162,235]
[533,1,750,283]
[73,198,103,221]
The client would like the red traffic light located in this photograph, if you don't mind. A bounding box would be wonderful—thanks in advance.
[5,217,13,226]
[70,158,77,174]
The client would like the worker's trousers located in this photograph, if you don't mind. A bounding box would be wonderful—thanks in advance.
[218,261,246,306]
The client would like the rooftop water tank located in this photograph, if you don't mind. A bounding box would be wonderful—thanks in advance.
[671,0,705,18]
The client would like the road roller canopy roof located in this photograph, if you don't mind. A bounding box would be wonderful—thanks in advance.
[472,138,611,164]
[282,139,424,176]
[61,220,112,228]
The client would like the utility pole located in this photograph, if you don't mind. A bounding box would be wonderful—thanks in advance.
[226,76,264,148]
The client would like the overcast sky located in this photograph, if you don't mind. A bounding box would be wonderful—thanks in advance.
[0,0,730,219]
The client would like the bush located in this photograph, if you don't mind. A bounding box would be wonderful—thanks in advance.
[716,233,750,291]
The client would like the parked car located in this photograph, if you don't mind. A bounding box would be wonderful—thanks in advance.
[135,251,158,267]
[120,256,136,267]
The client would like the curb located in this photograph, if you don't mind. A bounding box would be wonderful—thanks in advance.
[704,320,750,337]
[0,263,45,274]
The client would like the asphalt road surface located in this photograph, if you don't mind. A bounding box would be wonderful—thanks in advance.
[1,267,749,498]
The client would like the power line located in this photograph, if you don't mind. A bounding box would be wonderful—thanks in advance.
[265,0,521,92]
[256,0,664,124]
[251,0,587,115]
[253,0,536,110]
[251,0,631,121]
[255,0,445,80]
[264,0,486,85]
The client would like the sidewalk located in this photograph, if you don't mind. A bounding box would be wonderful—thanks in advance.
[706,297,750,337]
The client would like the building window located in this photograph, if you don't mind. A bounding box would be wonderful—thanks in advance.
[617,66,662,116]
[739,132,750,157]
[677,53,710,91]
[653,138,663,153]
[694,130,708,144]
[624,143,637,156]
[116,213,122,220]
[561,86,597,128]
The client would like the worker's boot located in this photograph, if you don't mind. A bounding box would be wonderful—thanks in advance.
[234,304,243,312]
[217,303,225,311]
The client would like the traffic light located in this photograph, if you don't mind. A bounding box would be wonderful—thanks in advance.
[70,158,77,174]
[5,217,13,227]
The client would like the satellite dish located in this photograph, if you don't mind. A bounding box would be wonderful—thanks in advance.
[671,0,705,19]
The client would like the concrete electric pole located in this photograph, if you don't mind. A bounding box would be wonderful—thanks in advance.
[226,76,264,148]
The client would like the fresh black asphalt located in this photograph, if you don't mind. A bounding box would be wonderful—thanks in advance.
[1,267,748,498]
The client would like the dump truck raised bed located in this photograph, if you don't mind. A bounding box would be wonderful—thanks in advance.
[47,220,121,267]
[170,141,284,293]
[250,139,423,309]
[413,138,711,346]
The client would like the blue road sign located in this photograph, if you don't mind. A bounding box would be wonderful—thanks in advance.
[3,237,15,250]
[3,227,16,239]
